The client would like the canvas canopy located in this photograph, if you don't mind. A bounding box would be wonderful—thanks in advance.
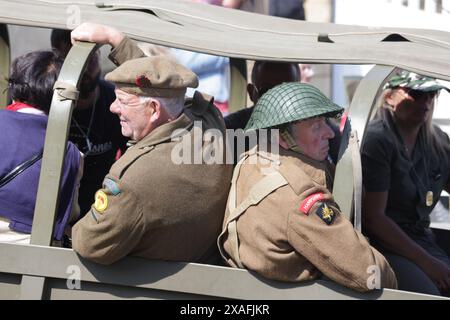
[0,0,449,80]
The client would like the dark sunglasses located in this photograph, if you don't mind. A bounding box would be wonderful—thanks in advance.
[405,89,437,101]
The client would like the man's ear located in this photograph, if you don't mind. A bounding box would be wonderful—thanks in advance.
[149,98,171,124]
[148,99,161,123]
[247,83,259,104]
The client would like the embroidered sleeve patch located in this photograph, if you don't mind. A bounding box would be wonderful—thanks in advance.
[103,178,121,196]
[93,190,108,213]
[299,193,325,215]
[316,203,336,225]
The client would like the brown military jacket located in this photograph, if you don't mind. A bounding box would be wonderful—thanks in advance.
[219,148,397,292]
[72,37,233,265]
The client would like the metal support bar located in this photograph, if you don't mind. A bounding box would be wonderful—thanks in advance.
[0,23,10,108]
[31,41,99,246]
[1,243,442,300]
[20,41,99,300]
[333,65,396,221]
[19,275,46,300]
[229,58,247,113]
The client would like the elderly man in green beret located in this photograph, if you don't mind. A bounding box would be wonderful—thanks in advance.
[217,82,398,292]
[71,24,232,265]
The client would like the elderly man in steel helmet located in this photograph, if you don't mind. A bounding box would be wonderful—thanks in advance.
[218,82,397,292]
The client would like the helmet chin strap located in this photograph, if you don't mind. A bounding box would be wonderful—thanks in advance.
[280,128,303,154]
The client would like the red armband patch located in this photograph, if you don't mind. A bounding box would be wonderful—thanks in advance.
[299,193,325,215]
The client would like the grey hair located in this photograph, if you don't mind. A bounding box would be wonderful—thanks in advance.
[140,96,185,119]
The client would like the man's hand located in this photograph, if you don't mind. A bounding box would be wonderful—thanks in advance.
[71,22,124,48]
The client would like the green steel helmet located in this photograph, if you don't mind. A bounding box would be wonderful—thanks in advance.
[245,82,344,131]
[385,70,450,92]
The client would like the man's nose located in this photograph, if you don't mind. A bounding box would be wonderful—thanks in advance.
[110,99,120,114]
[324,123,335,139]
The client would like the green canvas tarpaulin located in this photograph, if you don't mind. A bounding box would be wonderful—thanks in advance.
[0,0,449,80]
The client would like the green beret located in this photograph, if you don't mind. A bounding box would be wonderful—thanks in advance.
[105,56,199,97]
[245,82,344,131]
[385,70,450,93]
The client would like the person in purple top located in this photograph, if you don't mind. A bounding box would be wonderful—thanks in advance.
[0,50,82,245]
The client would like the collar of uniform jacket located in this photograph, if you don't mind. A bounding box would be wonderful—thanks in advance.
[133,92,214,149]
[277,148,329,193]
[135,112,193,149]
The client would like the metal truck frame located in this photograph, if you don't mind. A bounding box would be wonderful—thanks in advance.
[0,0,449,300]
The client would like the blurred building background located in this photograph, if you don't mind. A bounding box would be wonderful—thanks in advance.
[332,0,450,109]
[301,0,450,109]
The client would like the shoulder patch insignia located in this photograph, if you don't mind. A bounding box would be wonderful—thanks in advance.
[316,203,336,225]
[103,178,121,195]
[299,193,325,215]
[93,190,108,213]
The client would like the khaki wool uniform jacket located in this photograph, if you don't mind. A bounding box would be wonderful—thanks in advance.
[219,148,397,292]
[72,37,233,265]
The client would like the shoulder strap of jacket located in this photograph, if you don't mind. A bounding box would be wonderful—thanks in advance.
[110,145,155,179]
[217,155,288,268]
[188,91,214,117]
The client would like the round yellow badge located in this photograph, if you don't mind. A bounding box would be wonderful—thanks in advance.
[94,190,108,212]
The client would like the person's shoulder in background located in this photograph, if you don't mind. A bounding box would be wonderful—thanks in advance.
[224,106,254,130]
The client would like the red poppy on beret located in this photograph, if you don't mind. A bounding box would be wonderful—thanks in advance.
[135,75,152,88]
